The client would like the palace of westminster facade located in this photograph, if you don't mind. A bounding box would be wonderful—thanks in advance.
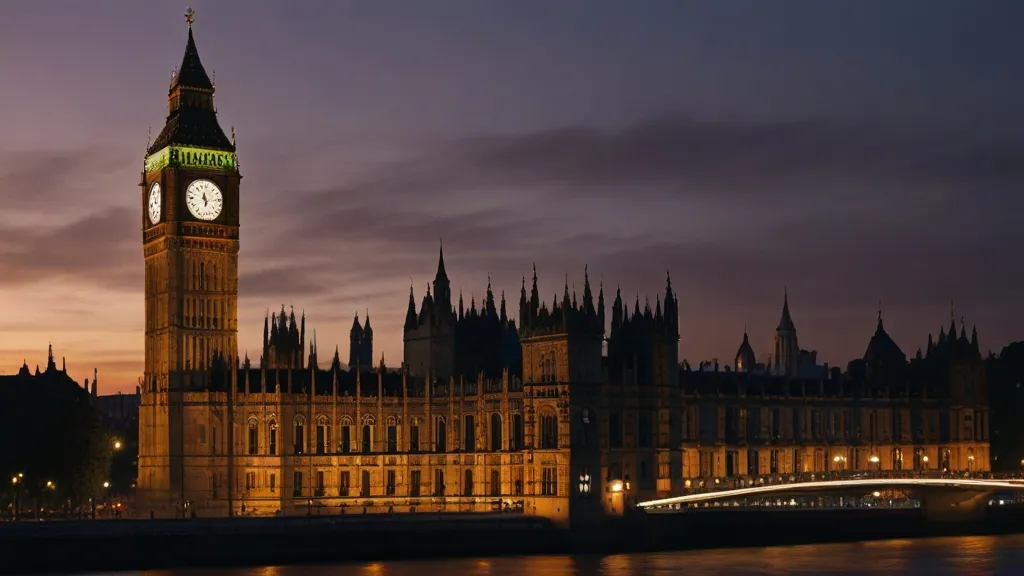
[137,19,991,522]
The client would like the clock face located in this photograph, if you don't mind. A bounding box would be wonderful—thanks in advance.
[185,179,224,221]
[147,182,162,225]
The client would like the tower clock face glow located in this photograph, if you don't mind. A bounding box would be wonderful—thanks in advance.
[185,179,224,221]
[147,182,162,225]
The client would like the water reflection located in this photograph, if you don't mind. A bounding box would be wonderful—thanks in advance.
[121,535,1024,576]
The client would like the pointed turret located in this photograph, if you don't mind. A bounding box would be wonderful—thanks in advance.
[404,285,418,331]
[148,9,233,155]
[773,289,800,377]
[777,288,796,332]
[519,276,528,328]
[597,282,606,334]
[499,291,508,324]
[735,330,756,372]
[485,276,497,317]
[433,240,451,311]
[971,325,979,356]
[582,265,595,315]
[349,312,364,369]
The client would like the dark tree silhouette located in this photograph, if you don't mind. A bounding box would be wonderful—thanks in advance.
[0,373,111,510]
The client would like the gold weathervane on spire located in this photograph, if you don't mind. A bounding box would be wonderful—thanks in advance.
[185,6,196,28]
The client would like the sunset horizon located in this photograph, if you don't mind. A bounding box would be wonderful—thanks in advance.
[1,1,1021,393]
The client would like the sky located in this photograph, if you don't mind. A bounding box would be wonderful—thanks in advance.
[1,1,1022,394]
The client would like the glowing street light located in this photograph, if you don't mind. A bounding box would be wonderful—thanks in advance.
[103,482,110,489]
[113,440,122,450]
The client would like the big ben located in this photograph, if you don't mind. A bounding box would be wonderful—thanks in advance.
[138,8,240,518]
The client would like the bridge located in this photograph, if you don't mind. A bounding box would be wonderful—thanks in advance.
[637,477,1024,522]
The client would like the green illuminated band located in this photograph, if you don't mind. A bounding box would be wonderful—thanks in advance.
[145,145,238,172]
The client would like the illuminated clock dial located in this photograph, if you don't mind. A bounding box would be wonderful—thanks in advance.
[148,182,162,225]
[185,179,223,221]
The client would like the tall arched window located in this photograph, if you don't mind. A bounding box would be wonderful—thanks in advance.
[540,412,558,449]
[247,418,259,455]
[490,413,503,451]
[490,469,501,497]
[339,416,353,453]
[268,420,278,455]
[293,415,306,455]
[386,416,399,453]
[361,414,375,453]
[511,413,524,451]
[463,469,474,496]
[316,415,332,455]
[436,417,447,453]
[463,415,476,452]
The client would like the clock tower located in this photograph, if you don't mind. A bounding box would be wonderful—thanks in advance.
[137,8,240,517]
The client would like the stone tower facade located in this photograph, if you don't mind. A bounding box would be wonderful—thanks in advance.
[137,16,241,517]
[348,312,373,369]
[517,266,606,525]
[403,245,456,381]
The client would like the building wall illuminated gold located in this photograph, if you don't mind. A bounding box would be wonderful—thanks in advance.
[136,19,990,524]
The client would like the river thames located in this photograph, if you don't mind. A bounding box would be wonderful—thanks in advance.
[109,534,1024,575]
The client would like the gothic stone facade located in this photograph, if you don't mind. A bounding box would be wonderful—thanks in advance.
[136,23,990,523]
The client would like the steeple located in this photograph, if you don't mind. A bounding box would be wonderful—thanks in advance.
[582,265,595,315]
[773,289,800,377]
[432,240,451,311]
[404,284,418,331]
[777,288,796,332]
[148,7,234,155]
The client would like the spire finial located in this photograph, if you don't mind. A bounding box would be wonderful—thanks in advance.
[185,6,195,28]
[878,300,883,322]
[146,126,152,150]
[950,299,955,323]
[231,125,236,146]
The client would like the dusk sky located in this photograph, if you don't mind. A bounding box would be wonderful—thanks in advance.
[1,1,1022,393]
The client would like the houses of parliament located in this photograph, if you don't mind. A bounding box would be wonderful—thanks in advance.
[136,15,991,523]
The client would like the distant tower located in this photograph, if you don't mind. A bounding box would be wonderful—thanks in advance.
[403,242,455,380]
[361,311,374,367]
[772,290,800,377]
[349,312,364,368]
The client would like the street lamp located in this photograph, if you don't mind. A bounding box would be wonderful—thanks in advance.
[113,440,122,451]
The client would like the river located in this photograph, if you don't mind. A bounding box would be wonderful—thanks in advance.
[103,534,1024,575]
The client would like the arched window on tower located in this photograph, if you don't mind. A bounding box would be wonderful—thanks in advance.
[435,417,447,453]
[247,418,259,455]
[361,414,375,453]
[510,413,524,451]
[386,416,399,453]
[268,420,278,455]
[339,416,353,453]
[293,415,306,455]
[540,411,558,449]
[316,415,331,455]
[199,262,206,291]
[463,469,474,496]
[490,413,502,451]
[490,469,501,497]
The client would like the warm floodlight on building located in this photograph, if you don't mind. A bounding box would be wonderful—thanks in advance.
[869,456,880,463]
[610,480,624,492]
